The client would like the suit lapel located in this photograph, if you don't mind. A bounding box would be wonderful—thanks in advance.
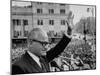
[23,52,43,72]
[40,56,50,72]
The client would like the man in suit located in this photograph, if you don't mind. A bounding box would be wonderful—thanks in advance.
[12,27,72,74]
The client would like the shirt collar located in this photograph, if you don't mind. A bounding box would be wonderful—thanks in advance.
[27,51,41,67]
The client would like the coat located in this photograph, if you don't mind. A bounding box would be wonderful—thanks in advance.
[12,34,71,75]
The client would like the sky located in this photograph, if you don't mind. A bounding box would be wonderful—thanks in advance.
[12,1,95,25]
[70,5,95,25]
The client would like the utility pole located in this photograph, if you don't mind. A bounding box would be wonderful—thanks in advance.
[87,7,95,48]
[82,17,87,43]
[83,21,86,43]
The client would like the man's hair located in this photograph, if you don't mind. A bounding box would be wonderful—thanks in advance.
[27,28,48,46]
[28,28,41,40]
[27,28,41,44]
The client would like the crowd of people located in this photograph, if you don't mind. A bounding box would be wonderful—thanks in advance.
[50,39,96,71]
[11,27,96,75]
[12,28,72,74]
[12,38,96,72]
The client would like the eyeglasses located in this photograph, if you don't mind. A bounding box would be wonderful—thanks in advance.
[30,39,49,47]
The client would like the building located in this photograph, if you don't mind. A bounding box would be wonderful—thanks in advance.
[11,2,73,45]
[11,5,33,39]
[32,2,70,34]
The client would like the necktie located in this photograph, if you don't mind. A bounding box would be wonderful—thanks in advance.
[39,57,47,72]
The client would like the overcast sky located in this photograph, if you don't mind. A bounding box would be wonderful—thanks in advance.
[12,1,95,25]
[70,5,95,25]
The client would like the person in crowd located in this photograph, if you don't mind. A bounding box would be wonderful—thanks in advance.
[62,59,71,71]
[75,55,84,70]
[12,26,72,74]
[70,54,80,70]
[50,58,63,72]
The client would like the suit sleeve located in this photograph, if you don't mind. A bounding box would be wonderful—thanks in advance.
[12,65,25,75]
[46,34,71,62]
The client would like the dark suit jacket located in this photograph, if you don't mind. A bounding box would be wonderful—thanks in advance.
[12,34,71,75]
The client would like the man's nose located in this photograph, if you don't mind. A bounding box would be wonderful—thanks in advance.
[42,45,48,51]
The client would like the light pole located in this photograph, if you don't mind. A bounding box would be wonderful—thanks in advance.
[87,7,96,52]
[83,19,86,43]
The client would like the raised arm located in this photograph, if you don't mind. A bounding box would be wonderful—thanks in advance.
[46,34,71,62]
[46,20,73,62]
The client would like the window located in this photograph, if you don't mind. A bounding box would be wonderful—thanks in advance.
[48,3,53,5]
[19,31,22,36]
[60,4,66,6]
[49,20,54,25]
[60,9,65,14]
[48,30,55,37]
[49,9,54,14]
[12,19,16,25]
[12,19,21,26]
[37,2,42,4]
[14,31,17,38]
[14,31,20,38]
[37,20,43,25]
[24,31,28,37]
[23,19,28,26]
[37,9,42,14]
[61,20,66,25]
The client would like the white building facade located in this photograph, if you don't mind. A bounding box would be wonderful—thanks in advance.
[11,2,71,39]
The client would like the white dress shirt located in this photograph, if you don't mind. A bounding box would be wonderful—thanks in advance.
[27,51,41,67]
